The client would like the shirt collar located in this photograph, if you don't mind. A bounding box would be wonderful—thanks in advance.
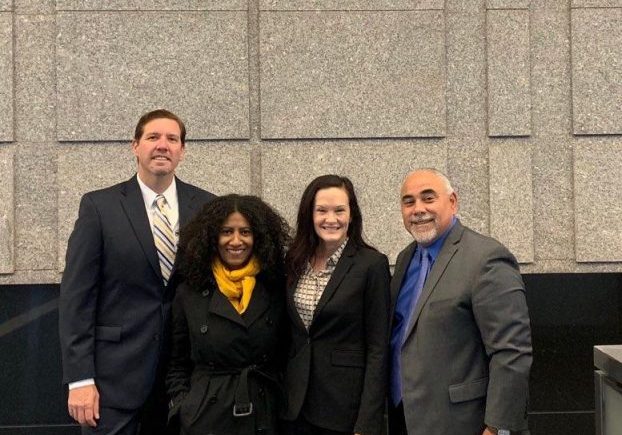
[136,174,178,210]
[327,237,349,268]
[422,216,457,262]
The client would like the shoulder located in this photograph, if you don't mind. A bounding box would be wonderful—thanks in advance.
[176,178,216,201]
[455,224,519,271]
[82,179,131,201]
[350,245,389,268]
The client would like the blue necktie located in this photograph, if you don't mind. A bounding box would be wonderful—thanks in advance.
[390,247,431,406]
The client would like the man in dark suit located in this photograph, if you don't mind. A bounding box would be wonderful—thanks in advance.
[389,168,532,435]
[59,109,215,434]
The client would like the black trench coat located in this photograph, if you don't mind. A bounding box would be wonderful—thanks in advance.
[166,274,286,435]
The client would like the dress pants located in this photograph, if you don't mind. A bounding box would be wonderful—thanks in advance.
[388,402,408,435]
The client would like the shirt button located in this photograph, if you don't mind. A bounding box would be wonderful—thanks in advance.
[202,289,210,297]
[200,325,208,334]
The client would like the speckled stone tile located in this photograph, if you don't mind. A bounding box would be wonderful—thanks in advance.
[14,15,56,142]
[446,138,490,236]
[14,142,57,271]
[446,11,487,138]
[57,143,135,270]
[0,145,14,274]
[574,139,622,262]
[571,8,622,135]
[14,0,54,13]
[0,1,11,11]
[261,141,447,263]
[56,11,249,141]
[531,9,571,137]
[532,138,574,262]
[532,0,568,9]
[446,0,485,12]
[57,142,251,270]
[259,0,444,10]
[260,10,446,139]
[0,13,13,142]
[486,9,531,137]
[489,141,534,263]
[487,0,529,8]
[56,0,247,10]
[572,0,622,7]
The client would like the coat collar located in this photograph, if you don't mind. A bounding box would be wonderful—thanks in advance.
[209,277,271,328]
[287,240,358,334]
[119,174,198,287]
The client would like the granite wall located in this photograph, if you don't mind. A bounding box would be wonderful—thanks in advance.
[1,0,622,285]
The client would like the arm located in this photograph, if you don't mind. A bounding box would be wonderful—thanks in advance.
[58,194,103,425]
[472,245,532,432]
[354,254,391,435]
[165,287,193,420]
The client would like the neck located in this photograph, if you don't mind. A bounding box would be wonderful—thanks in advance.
[315,238,344,260]
[138,172,174,194]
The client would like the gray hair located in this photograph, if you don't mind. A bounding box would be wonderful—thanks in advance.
[404,168,455,195]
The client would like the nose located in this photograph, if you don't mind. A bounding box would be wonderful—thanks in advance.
[230,232,242,245]
[155,138,169,150]
[412,201,426,215]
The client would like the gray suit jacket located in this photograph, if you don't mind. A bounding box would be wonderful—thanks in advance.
[390,220,532,435]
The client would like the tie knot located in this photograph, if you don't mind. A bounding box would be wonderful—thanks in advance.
[155,194,167,211]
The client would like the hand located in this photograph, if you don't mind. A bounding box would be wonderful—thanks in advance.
[68,384,100,427]
[482,427,496,435]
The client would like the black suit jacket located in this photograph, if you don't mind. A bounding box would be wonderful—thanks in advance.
[282,241,391,434]
[59,175,215,410]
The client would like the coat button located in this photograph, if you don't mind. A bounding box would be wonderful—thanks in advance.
[261,354,268,362]
[209,396,217,404]
[202,289,210,297]
[200,325,208,334]
[266,317,273,326]
[257,429,266,434]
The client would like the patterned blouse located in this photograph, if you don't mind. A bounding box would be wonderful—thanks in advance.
[293,238,348,330]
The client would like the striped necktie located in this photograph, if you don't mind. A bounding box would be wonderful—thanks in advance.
[153,194,176,285]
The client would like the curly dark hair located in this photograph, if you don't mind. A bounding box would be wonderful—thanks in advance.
[177,194,291,291]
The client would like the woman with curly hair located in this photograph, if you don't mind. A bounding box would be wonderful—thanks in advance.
[281,175,391,435]
[166,194,290,435]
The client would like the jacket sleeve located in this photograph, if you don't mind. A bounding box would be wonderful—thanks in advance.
[472,244,532,431]
[58,193,102,385]
[165,286,193,421]
[354,253,391,435]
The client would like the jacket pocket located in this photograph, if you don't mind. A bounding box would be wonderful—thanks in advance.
[331,349,365,368]
[95,325,121,342]
[448,377,488,403]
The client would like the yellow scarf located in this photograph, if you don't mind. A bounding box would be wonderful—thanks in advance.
[212,256,261,314]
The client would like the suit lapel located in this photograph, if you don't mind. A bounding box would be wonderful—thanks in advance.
[311,241,356,326]
[176,178,199,228]
[403,222,464,341]
[209,285,247,327]
[169,178,199,281]
[390,241,417,312]
[119,176,161,280]
[243,279,271,327]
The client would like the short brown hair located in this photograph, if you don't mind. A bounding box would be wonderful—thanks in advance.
[133,109,186,145]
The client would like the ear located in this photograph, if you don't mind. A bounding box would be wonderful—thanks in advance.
[131,140,139,157]
[449,192,458,213]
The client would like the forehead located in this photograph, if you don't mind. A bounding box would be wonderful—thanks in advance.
[141,118,181,136]
[401,172,445,196]
[314,187,349,204]
[222,211,250,227]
